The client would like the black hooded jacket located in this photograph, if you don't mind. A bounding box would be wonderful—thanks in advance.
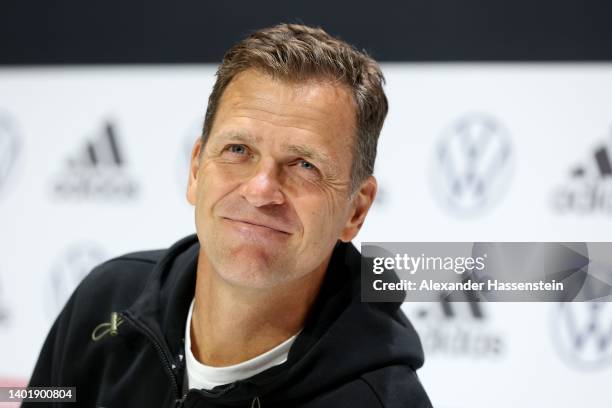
[25,234,432,407]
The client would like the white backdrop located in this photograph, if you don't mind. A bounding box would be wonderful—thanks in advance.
[1,64,611,407]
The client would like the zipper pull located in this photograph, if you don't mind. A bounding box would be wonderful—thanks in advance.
[174,397,184,408]
[109,311,120,336]
[91,311,124,341]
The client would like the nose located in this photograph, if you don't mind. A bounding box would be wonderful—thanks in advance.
[239,158,285,207]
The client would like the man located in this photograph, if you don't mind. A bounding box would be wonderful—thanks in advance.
[26,24,431,407]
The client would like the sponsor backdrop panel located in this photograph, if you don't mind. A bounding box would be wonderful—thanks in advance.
[0,64,611,407]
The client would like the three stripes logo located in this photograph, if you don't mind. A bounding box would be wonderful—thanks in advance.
[407,294,504,357]
[416,296,485,320]
[552,130,612,214]
[52,121,139,199]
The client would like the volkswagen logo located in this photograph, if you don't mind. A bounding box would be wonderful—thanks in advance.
[430,113,514,216]
[552,302,612,370]
[46,243,107,316]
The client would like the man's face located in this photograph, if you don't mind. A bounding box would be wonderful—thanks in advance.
[187,69,376,289]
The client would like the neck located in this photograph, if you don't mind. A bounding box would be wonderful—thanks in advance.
[190,251,330,367]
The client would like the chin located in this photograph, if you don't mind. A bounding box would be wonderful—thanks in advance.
[214,247,291,289]
[218,267,288,290]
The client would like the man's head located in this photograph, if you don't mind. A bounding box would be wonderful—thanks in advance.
[187,23,388,290]
[202,23,388,192]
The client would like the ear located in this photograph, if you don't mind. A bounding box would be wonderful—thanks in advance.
[339,176,377,242]
[186,138,203,205]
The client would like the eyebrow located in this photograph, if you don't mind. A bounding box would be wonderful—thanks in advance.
[216,131,338,172]
[218,131,262,145]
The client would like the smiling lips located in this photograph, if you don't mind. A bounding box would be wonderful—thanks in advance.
[222,217,293,235]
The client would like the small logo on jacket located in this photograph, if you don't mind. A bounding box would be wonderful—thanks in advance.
[51,121,139,200]
[430,113,514,217]
[551,131,612,215]
[0,111,22,198]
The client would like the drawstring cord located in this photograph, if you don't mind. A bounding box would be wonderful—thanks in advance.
[250,396,261,408]
[92,312,124,341]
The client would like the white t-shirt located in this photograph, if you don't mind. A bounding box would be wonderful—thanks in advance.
[184,298,298,390]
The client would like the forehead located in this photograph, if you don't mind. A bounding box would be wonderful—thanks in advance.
[209,69,357,153]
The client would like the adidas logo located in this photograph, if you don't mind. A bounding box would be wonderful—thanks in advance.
[52,121,139,200]
[433,297,484,320]
[570,142,612,179]
[552,132,612,214]
[408,294,504,357]
[416,291,485,321]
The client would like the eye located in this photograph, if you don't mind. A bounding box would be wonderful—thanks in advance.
[226,144,248,155]
[299,160,316,171]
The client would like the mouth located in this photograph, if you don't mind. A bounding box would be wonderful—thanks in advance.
[222,217,292,235]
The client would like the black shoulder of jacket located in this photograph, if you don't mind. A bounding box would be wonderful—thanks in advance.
[86,248,165,289]
[72,249,165,311]
[361,365,433,408]
[107,249,164,265]
[25,248,168,391]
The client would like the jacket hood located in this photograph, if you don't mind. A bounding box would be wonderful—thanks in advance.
[124,234,425,405]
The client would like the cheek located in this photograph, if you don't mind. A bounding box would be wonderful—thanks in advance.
[213,157,256,180]
[297,193,348,242]
[196,163,239,214]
